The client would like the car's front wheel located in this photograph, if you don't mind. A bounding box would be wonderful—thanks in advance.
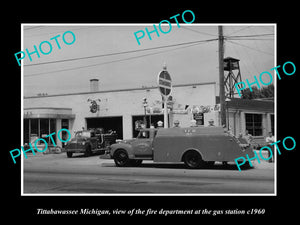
[113,149,130,167]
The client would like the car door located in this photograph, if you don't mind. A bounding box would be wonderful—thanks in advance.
[132,130,153,158]
[89,131,98,150]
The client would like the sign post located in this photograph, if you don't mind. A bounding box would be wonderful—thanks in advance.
[157,64,172,128]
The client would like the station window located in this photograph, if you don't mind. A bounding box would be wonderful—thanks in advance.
[270,114,274,135]
[23,118,57,145]
[50,118,56,144]
[245,113,262,136]
[40,118,49,142]
[61,119,69,129]
[24,119,30,144]
[30,119,39,139]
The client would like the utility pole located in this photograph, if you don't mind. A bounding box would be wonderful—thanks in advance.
[218,26,226,128]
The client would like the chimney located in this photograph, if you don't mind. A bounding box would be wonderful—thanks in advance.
[90,79,99,92]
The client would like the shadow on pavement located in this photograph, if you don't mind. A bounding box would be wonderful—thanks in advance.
[68,151,104,158]
[102,161,253,171]
[139,163,253,171]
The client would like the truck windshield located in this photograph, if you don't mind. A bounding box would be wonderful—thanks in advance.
[137,130,158,139]
[137,131,149,139]
[76,131,91,138]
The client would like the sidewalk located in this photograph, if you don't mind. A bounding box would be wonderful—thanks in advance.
[252,150,276,170]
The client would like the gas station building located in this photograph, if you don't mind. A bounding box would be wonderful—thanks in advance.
[23,79,274,147]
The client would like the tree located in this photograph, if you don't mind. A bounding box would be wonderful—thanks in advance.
[241,84,274,99]
[260,84,274,98]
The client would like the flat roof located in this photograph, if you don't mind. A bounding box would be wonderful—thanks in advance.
[227,98,274,112]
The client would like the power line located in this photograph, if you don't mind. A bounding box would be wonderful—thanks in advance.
[226,40,253,77]
[226,26,253,36]
[23,33,274,77]
[226,33,274,38]
[23,33,273,67]
[226,38,274,41]
[24,41,213,78]
[24,38,218,67]
[226,40,273,56]
[181,26,218,37]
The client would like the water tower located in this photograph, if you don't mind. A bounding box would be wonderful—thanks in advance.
[223,57,243,98]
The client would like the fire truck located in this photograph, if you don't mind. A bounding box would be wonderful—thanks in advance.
[101,126,254,169]
[65,128,117,158]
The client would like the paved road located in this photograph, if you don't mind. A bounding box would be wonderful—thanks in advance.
[23,152,275,194]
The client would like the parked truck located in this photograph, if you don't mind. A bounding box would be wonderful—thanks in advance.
[65,128,117,157]
[101,126,254,169]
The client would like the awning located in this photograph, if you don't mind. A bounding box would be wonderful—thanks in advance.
[24,107,75,119]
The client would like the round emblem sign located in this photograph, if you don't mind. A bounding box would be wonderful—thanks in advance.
[90,101,98,113]
[157,70,172,97]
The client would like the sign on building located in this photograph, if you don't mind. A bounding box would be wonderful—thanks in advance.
[193,112,204,125]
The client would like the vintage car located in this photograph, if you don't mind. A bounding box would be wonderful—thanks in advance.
[103,126,254,169]
[65,128,117,158]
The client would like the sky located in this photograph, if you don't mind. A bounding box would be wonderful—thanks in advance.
[22,24,275,97]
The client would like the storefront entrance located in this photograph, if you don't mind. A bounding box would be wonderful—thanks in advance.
[86,117,123,139]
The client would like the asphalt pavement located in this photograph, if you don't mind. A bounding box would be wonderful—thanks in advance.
[22,151,275,195]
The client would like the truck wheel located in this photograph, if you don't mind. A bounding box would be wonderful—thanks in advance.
[54,146,62,154]
[114,149,130,167]
[84,145,92,157]
[66,152,73,158]
[183,150,204,169]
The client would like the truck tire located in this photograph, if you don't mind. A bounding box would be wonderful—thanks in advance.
[53,146,62,154]
[183,150,204,169]
[66,152,73,158]
[84,145,92,157]
[113,149,130,167]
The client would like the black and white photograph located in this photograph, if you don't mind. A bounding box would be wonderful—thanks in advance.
[3,3,298,221]
[21,24,276,195]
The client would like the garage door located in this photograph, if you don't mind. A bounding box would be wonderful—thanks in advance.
[86,117,123,139]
